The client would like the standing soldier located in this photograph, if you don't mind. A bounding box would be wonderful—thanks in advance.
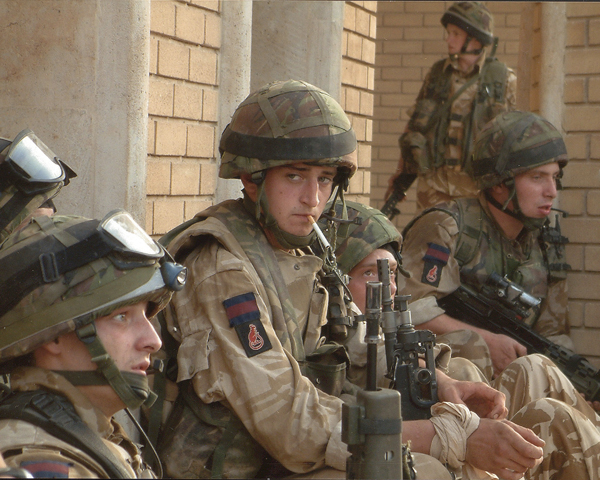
[385,1,517,211]
[0,210,186,478]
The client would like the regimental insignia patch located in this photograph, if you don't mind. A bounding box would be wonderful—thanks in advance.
[223,292,272,357]
[21,460,70,478]
[421,243,450,287]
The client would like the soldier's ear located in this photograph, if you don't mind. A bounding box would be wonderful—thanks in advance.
[241,174,258,201]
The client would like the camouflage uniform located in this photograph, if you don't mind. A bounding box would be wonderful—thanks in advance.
[0,367,154,478]
[400,194,571,377]
[398,2,517,211]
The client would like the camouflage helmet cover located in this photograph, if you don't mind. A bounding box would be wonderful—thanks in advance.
[441,1,494,46]
[470,111,568,189]
[219,79,357,180]
[0,214,174,363]
[319,201,402,276]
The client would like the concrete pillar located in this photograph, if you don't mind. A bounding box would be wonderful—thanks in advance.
[250,0,345,100]
[0,0,150,224]
[539,2,567,131]
[215,0,253,203]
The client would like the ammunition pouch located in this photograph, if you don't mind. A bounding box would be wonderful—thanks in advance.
[304,343,350,398]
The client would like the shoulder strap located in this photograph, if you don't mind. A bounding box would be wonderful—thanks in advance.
[479,57,508,103]
[0,390,133,479]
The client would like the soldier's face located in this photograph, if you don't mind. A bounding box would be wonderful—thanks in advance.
[348,248,397,314]
[262,163,336,237]
[514,162,560,218]
[446,24,482,58]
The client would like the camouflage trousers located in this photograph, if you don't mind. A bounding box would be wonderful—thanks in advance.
[437,330,494,381]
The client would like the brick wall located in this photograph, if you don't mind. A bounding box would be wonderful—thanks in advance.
[147,0,220,236]
[371,1,523,229]
[561,2,600,366]
[342,1,378,204]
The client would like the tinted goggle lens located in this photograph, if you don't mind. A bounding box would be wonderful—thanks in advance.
[5,130,64,184]
[100,210,163,259]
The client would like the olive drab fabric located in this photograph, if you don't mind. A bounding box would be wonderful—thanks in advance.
[0,368,155,478]
[400,195,573,374]
[441,2,495,46]
[160,199,347,477]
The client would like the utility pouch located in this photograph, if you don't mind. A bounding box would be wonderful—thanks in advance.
[400,131,430,174]
[304,343,350,397]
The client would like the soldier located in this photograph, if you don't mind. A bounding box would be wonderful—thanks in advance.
[400,111,573,382]
[0,210,187,478]
[334,200,600,480]
[156,80,562,480]
[0,128,75,243]
[385,1,517,211]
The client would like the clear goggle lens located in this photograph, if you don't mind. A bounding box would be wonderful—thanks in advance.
[100,210,162,258]
[5,129,64,184]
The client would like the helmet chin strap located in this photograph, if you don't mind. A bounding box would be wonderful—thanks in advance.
[450,35,484,61]
[484,183,546,232]
[54,322,157,410]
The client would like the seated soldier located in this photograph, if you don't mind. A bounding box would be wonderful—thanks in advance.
[0,210,186,478]
[401,111,574,380]
[0,128,76,243]
[324,199,600,480]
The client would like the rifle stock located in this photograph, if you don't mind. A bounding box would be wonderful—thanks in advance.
[439,279,600,402]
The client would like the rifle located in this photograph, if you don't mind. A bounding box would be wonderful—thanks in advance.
[438,272,600,402]
[380,173,417,220]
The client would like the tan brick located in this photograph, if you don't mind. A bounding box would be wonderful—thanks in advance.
[564,161,600,188]
[153,199,185,235]
[357,143,372,169]
[155,120,187,156]
[190,47,218,85]
[585,245,600,271]
[145,200,154,234]
[384,40,426,54]
[345,87,360,113]
[566,19,587,47]
[566,244,584,271]
[185,199,212,220]
[587,190,600,215]
[404,2,445,14]
[158,40,189,80]
[363,1,377,14]
[403,55,439,68]
[151,0,176,36]
[423,40,446,55]
[187,124,215,158]
[189,0,219,12]
[589,78,600,103]
[202,88,219,121]
[348,169,364,194]
[347,32,362,60]
[174,83,202,120]
[565,49,600,75]
[147,159,171,195]
[342,31,349,56]
[567,3,600,17]
[149,79,174,117]
[359,91,374,116]
[563,216,600,243]
[377,26,405,41]
[559,189,584,215]
[423,13,441,27]
[149,37,158,75]
[344,3,356,31]
[148,119,156,154]
[355,8,371,37]
[569,300,584,328]
[363,38,376,64]
[563,77,585,104]
[367,65,375,90]
[506,13,521,27]
[176,4,205,45]
[205,11,221,48]
[565,105,600,131]
[383,13,422,27]
[404,27,443,41]
[590,135,600,158]
[171,161,200,195]
[369,11,377,37]
[564,134,588,159]
[200,163,217,195]
[570,327,600,357]
[584,302,600,328]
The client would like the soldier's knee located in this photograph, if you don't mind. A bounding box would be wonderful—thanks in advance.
[411,453,453,480]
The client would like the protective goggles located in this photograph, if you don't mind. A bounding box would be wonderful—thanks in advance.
[0,128,75,194]
[0,210,186,317]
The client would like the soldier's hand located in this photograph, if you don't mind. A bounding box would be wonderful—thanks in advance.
[484,332,527,376]
[384,157,405,201]
[437,374,508,420]
[466,419,544,480]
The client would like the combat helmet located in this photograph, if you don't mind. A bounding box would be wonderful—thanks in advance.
[470,110,568,229]
[318,200,409,278]
[219,79,358,249]
[441,2,494,54]
[0,128,76,243]
[0,210,187,410]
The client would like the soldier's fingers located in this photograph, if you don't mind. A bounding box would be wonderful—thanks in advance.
[504,420,546,448]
